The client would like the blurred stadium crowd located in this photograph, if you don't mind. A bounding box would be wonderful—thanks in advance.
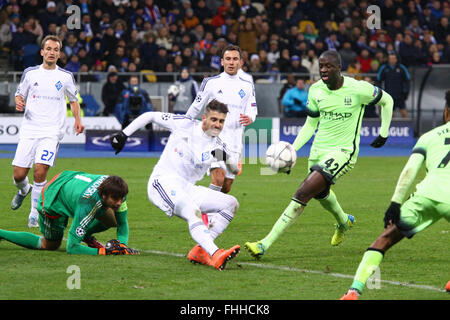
[0,0,449,79]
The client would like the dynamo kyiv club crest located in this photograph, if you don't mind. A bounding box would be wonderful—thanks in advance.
[238,89,245,99]
[55,81,63,91]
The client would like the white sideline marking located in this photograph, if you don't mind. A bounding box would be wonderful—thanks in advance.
[142,249,446,293]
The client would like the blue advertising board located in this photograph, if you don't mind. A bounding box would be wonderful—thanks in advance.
[85,130,150,152]
[279,118,415,146]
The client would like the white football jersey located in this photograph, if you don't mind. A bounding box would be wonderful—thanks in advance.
[15,64,78,140]
[123,112,227,185]
[185,71,258,153]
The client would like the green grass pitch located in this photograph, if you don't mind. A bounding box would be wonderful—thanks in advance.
[0,157,448,300]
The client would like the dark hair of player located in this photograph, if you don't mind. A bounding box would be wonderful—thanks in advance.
[205,99,229,115]
[320,50,342,67]
[98,176,129,200]
[221,44,242,59]
[41,35,62,49]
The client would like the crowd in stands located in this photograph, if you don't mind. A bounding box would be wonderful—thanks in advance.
[0,0,449,82]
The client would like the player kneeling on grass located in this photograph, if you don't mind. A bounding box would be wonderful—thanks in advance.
[0,171,139,255]
[341,90,450,300]
[110,99,240,270]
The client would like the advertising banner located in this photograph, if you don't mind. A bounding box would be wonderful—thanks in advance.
[279,118,415,146]
[85,129,150,152]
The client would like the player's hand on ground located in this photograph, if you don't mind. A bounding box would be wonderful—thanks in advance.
[15,96,26,111]
[370,135,388,148]
[239,114,252,126]
[110,131,128,155]
[101,239,140,255]
[383,202,401,228]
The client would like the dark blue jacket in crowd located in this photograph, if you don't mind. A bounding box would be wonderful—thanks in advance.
[114,85,153,127]
[376,63,410,99]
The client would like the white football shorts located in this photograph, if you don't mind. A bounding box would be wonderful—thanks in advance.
[12,137,60,168]
[148,174,237,218]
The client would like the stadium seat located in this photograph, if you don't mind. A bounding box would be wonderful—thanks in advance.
[23,43,39,68]
[81,94,100,116]
[299,20,317,34]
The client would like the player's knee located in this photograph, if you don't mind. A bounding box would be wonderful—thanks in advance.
[41,238,61,251]
[225,195,239,214]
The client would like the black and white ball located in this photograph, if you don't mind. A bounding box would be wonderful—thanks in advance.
[265,141,297,173]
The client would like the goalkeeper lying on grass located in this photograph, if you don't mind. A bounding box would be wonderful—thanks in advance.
[0,170,139,255]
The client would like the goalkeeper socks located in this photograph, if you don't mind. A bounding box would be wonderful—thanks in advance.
[260,199,305,250]
[30,180,46,219]
[350,248,384,294]
[0,229,42,249]
[318,189,348,226]
[14,176,31,195]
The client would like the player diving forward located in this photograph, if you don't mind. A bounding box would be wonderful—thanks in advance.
[111,99,241,270]
[245,50,394,258]
[341,90,450,300]
[185,45,257,194]
[0,171,138,255]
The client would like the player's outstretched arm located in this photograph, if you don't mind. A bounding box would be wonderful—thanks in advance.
[371,90,393,148]
[383,153,424,227]
[292,116,319,152]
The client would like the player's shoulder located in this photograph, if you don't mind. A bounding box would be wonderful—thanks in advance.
[199,74,221,91]
[20,65,41,81]
[420,122,450,142]
[308,79,326,95]
[57,66,76,79]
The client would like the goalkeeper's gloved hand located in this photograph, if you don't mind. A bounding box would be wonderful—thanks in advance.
[110,131,128,155]
[383,202,401,228]
[370,135,388,148]
[99,239,140,255]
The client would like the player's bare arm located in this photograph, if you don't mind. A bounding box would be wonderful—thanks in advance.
[69,100,85,135]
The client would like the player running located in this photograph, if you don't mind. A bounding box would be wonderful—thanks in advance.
[185,45,257,194]
[341,90,450,300]
[245,50,394,258]
[0,171,138,255]
[110,100,240,270]
[11,35,84,228]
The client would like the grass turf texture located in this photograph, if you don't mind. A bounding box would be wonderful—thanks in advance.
[0,157,448,300]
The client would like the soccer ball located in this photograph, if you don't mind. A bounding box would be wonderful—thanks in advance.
[265,141,297,173]
[167,84,180,97]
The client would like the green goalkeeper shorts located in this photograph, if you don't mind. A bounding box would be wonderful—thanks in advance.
[397,195,450,238]
[38,212,69,242]
[308,147,356,185]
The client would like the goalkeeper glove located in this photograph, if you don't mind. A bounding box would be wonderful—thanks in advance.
[211,148,239,174]
[370,135,388,148]
[110,131,128,155]
[98,239,140,255]
[383,202,401,228]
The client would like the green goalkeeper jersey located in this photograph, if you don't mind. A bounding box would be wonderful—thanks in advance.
[411,121,450,204]
[38,171,129,253]
[306,76,382,157]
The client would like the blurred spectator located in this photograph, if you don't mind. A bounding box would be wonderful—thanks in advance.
[287,55,309,80]
[277,73,296,114]
[232,15,261,55]
[301,49,320,81]
[195,0,213,24]
[281,78,308,118]
[168,67,199,114]
[39,1,61,35]
[156,26,173,50]
[356,49,373,73]
[339,41,357,71]
[184,8,200,30]
[277,48,291,73]
[267,40,280,65]
[377,53,410,119]
[114,75,153,128]
[248,53,263,74]
[102,72,125,116]
[346,59,362,80]
[434,16,449,44]
[140,32,159,70]
[65,54,81,73]
[399,34,421,66]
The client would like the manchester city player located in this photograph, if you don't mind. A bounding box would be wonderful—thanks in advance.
[341,90,450,300]
[245,50,394,258]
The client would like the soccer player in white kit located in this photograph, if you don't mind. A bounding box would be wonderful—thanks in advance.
[110,99,241,270]
[11,35,84,227]
[185,45,258,194]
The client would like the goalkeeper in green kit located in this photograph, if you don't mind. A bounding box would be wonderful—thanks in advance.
[0,171,139,255]
[245,50,394,258]
[341,90,450,300]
